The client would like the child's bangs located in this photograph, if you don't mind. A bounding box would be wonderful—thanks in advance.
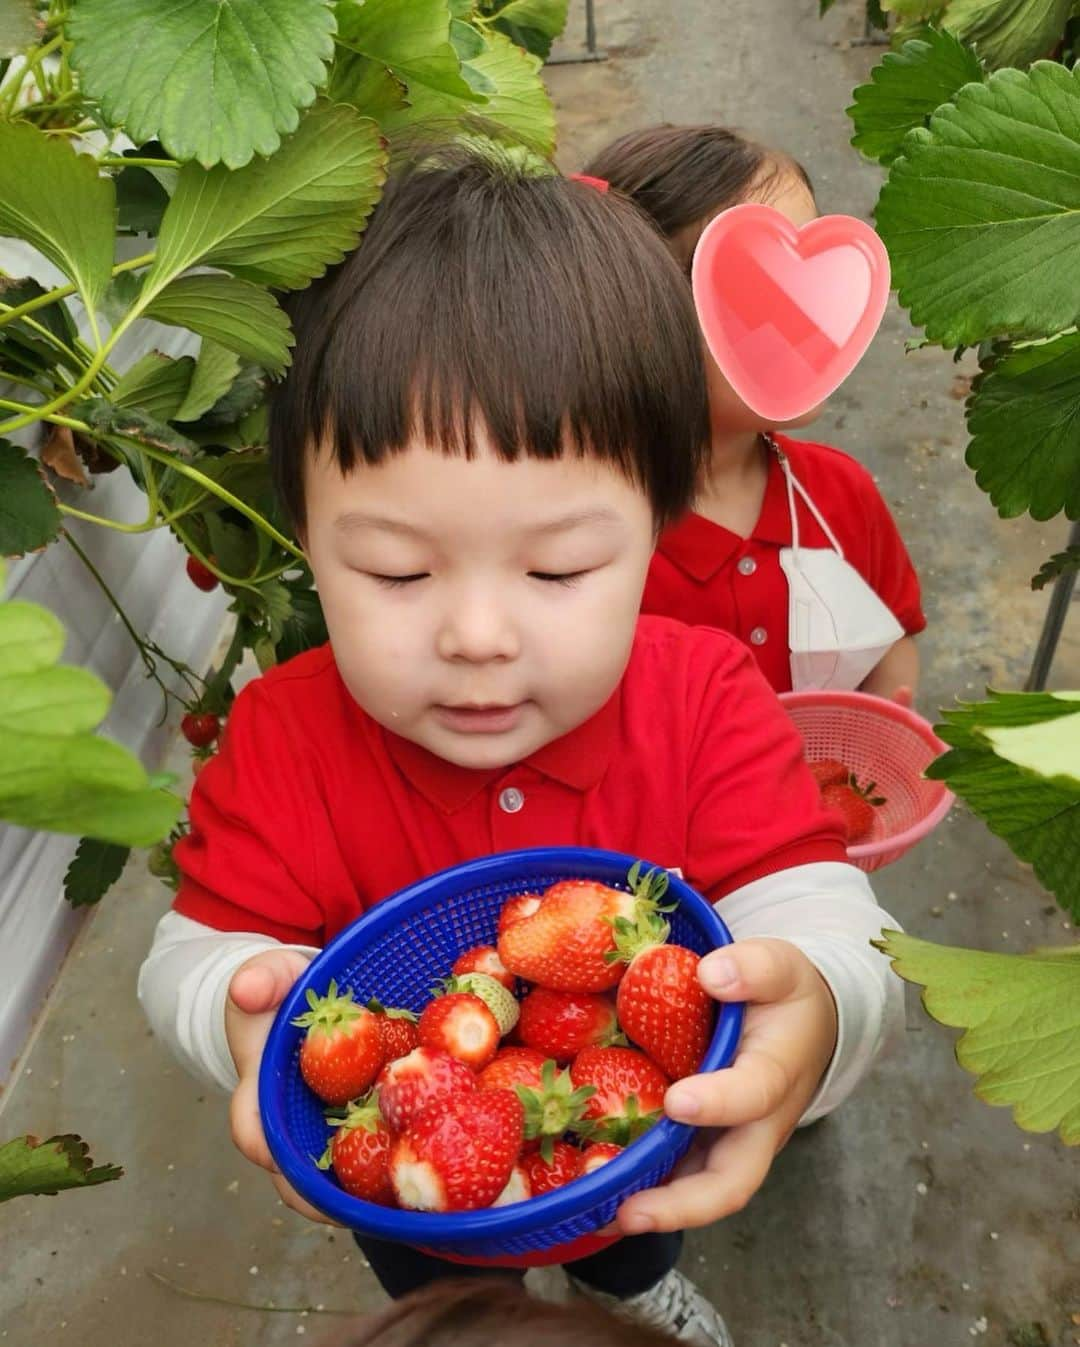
[273,156,709,529]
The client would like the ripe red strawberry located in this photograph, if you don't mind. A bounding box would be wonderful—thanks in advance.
[185,555,219,591]
[390,1089,524,1212]
[377,1047,476,1133]
[478,1047,547,1094]
[181,712,220,748]
[367,999,421,1064]
[570,1046,670,1146]
[498,863,670,993]
[419,992,500,1070]
[493,1162,532,1206]
[318,1092,396,1205]
[517,987,622,1063]
[615,942,714,1081]
[808,758,849,788]
[514,1057,596,1161]
[453,944,515,991]
[291,981,384,1107]
[522,1141,584,1196]
[497,892,542,935]
[582,1142,623,1174]
[821,777,885,843]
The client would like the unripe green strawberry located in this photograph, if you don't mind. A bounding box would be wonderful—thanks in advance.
[436,973,519,1037]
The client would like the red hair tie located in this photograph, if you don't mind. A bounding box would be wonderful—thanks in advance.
[568,173,610,194]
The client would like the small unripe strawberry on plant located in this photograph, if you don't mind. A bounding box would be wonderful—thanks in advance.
[291,980,384,1107]
[522,1140,584,1196]
[435,973,519,1036]
[570,1046,670,1147]
[453,944,515,991]
[419,992,500,1070]
[185,555,219,591]
[498,863,671,993]
[318,1091,396,1206]
[181,712,220,748]
[377,1047,476,1133]
[390,1089,524,1212]
[582,1142,623,1174]
[517,986,622,1064]
[367,999,421,1064]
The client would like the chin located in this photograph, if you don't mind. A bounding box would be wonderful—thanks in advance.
[430,734,531,772]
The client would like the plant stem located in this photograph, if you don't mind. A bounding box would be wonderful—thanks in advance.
[0,301,83,367]
[201,616,248,713]
[0,398,90,432]
[99,156,180,170]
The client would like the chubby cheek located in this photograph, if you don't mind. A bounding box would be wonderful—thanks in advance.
[311,570,428,712]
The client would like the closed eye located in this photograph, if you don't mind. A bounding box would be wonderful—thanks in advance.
[529,570,589,588]
[369,573,429,588]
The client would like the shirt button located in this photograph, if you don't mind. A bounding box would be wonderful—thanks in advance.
[750,626,768,646]
[737,556,757,576]
[498,787,525,814]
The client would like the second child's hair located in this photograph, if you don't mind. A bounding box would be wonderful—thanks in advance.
[272,146,711,532]
[320,1277,686,1347]
[584,124,814,272]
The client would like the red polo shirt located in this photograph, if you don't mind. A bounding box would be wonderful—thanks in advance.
[173,617,845,946]
[642,433,925,694]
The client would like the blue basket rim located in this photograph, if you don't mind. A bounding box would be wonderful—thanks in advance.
[259,846,743,1244]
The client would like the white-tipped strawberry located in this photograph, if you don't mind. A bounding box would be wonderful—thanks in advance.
[453,945,515,992]
[497,892,542,935]
[390,1089,524,1212]
[493,1162,532,1207]
[435,973,519,1037]
[419,992,500,1070]
[376,1046,476,1133]
[581,1142,623,1174]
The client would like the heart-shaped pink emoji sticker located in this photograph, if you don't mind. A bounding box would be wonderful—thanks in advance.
[691,203,891,423]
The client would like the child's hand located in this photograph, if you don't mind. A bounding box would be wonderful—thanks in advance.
[225,948,338,1225]
[611,939,837,1235]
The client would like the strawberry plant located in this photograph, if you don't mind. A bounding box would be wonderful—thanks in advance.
[820,0,1080,1142]
[0,0,566,908]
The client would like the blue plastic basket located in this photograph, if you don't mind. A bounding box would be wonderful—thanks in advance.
[259,847,743,1260]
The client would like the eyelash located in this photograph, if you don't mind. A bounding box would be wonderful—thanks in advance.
[369,571,589,589]
[370,573,428,589]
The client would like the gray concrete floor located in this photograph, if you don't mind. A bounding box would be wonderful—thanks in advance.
[3,1,1080,1344]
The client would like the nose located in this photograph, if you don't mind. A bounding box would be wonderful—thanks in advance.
[436,584,521,664]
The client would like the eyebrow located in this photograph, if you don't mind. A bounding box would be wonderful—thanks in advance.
[332,507,624,537]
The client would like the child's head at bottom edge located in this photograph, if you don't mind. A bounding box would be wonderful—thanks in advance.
[318,1276,683,1347]
[271,146,710,774]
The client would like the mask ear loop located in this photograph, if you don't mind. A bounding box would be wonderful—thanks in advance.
[765,434,846,561]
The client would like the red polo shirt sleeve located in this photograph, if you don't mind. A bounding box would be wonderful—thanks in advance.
[683,628,847,899]
[173,680,329,946]
[857,464,925,635]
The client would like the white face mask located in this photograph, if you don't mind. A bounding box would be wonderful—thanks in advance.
[772,443,903,692]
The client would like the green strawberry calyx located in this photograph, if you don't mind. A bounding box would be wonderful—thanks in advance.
[516,1059,597,1163]
[291,979,366,1038]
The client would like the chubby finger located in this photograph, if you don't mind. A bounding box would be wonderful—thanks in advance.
[229,949,311,1016]
[229,1073,277,1172]
[614,1118,779,1234]
[664,1046,793,1129]
[698,938,803,1006]
[270,1170,341,1226]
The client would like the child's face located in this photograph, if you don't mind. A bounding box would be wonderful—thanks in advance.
[697,170,823,440]
[303,434,655,770]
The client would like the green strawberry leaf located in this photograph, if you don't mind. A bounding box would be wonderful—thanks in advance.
[72,398,198,457]
[942,0,1073,69]
[275,580,329,662]
[0,664,110,736]
[189,365,268,431]
[0,277,81,373]
[876,62,1080,347]
[848,28,983,166]
[881,0,949,16]
[111,352,195,422]
[482,0,569,60]
[142,101,387,299]
[143,274,293,376]
[114,166,171,236]
[334,0,482,101]
[0,440,62,558]
[1032,545,1080,591]
[68,0,337,169]
[173,340,242,423]
[0,1133,123,1202]
[63,837,131,908]
[965,333,1080,521]
[876,931,1080,1143]
[0,124,115,316]
[327,52,409,123]
[928,691,1080,918]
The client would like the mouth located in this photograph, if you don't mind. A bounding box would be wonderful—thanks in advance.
[433,702,527,734]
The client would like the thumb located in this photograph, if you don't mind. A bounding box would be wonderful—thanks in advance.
[228,948,311,1017]
[698,938,803,1006]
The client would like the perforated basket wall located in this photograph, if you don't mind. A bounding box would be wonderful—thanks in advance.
[260,847,742,1259]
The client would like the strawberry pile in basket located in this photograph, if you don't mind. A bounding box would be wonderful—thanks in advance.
[291,864,715,1214]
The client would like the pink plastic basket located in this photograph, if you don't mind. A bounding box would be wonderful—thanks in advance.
[779,690,954,872]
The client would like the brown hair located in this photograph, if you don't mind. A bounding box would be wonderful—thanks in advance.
[271,146,710,533]
[584,124,814,272]
[320,1277,684,1347]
